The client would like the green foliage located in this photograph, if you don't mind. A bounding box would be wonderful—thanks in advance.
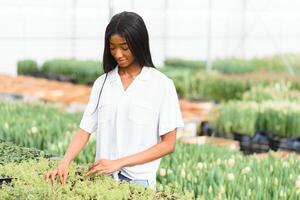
[41,59,103,85]
[0,100,95,164]
[242,81,300,102]
[160,68,251,101]
[213,58,257,74]
[164,58,206,70]
[158,142,300,199]
[17,59,39,75]
[212,101,260,136]
[0,158,190,200]
[0,139,54,164]
[165,53,300,74]
[160,66,300,102]
[212,101,300,137]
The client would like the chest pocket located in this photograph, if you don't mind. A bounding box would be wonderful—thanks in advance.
[98,104,114,124]
[129,100,156,125]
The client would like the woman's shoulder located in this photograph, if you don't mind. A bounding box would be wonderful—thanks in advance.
[91,73,109,88]
[147,67,173,85]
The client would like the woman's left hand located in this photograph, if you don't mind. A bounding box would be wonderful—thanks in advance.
[86,159,123,176]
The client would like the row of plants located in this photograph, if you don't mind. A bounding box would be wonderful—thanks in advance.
[212,100,300,138]
[17,59,102,85]
[17,54,300,102]
[0,139,54,164]
[165,53,300,74]
[0,100,95,164]
[209,82,300,141]
[2,99,300,198]
[157,142,300,199]
[0,143,189,200]
[161,68,300,102]
[2,134,300,199]
[2,81,300,156]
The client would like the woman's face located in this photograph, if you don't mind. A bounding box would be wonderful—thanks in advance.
[109,34,137,68]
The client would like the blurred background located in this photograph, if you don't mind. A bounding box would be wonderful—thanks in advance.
[1,0,300,75]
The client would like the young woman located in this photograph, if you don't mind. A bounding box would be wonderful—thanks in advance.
[45,11,183,188]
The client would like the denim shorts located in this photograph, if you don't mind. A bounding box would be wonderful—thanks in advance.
[115,171,149,188]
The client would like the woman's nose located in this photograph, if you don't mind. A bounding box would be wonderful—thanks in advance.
[114,48,123,59]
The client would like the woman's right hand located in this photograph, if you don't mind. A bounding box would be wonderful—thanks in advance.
[44,160,70,185]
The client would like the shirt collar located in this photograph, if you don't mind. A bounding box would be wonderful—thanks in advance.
[108,65,150,83]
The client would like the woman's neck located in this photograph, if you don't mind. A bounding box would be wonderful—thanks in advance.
[118,63,142,78]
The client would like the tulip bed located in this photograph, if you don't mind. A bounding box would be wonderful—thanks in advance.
[0,100,95,164]
[1,100,300,199]
[212,82,300,138]
[158,142,300,199]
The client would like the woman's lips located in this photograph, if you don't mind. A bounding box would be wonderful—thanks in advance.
[118,60,127,65]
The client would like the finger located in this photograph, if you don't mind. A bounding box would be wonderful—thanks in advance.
[87,167,101,176]
[95,169,104,176]
[89,160,103,170]
[60,172,66,185]
[58,170,64,185]
[51,172,56,184]
[87,165,100,175]
[86,169,95,176]
[62,172,68,185]
[44,172,50,182]
[45,171,54,183]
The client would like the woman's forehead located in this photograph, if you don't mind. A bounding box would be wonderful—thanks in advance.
[109,34,127,45]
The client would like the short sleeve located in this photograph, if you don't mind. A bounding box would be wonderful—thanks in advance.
[158,79,184,136]
[79,77,103,134]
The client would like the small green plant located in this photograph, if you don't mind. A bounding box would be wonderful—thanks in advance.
[0,158,191,200]
[41,59,103,85]
[17,59,39,76]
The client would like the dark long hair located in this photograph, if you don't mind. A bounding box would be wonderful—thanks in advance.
[103,11,155,73]
[89,12,155,116]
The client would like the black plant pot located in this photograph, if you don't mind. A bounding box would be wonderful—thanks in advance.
[236,133,252,154]
[268,135,282,151]
[233,132,251,142]
[0,177,12,188]
[237,131,270,154]
[278,137,300,153]
[289,138,300,152]
[250,131,270,153]
[200,121,214,136]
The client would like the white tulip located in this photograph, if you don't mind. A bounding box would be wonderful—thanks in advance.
[227,173,235,181]
[242,166,251,175]
[31,126,38,134]
[4,122,9,129]
[208,185,212,193]
[159,168,166,177]
[197,162,204,170]
[227,158,235,167]
[295,179,300,189]
[181,169,186,178]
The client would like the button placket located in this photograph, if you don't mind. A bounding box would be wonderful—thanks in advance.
[115,92,127,159]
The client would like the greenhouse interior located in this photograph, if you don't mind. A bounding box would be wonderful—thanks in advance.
[1,0,300,199]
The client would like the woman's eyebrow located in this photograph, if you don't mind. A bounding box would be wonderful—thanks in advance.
[109,42,127,45]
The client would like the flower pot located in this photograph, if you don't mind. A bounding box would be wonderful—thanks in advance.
[0,177,12,188]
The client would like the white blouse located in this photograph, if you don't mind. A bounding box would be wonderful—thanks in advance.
[80,66,184,187]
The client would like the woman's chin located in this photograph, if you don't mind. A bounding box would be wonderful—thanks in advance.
[118,63,129,68]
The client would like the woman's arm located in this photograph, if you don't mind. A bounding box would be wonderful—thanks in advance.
[87,129,176,175]
[45,128,91,184]
[60,128,92,165]
[119,129,176,167]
